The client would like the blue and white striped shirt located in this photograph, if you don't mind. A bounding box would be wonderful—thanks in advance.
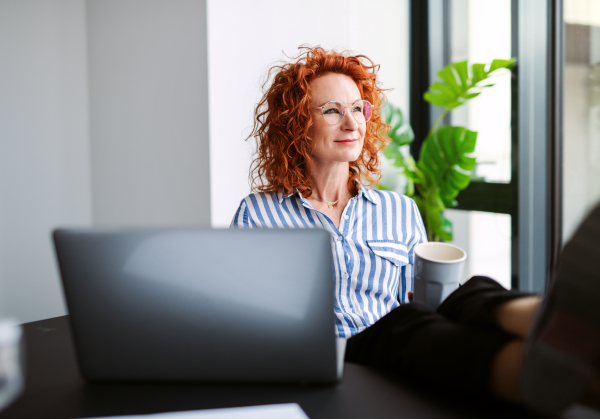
[230,184,427,338]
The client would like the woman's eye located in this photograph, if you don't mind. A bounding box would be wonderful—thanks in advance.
[352,106,362,113]
[323,108,340,114]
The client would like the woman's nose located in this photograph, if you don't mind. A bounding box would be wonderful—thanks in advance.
[340,110,358,130]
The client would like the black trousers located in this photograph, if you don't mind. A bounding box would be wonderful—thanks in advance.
[345,276,530,398]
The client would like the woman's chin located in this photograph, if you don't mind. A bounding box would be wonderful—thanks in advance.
[331,147,362,162]
[312,149,363,165]
[327,155,361,165]
[342,151,363,163]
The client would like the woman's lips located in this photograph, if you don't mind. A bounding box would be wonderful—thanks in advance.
[335,139,358,144]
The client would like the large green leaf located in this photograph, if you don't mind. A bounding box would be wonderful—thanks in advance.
[424,59,516,111]
[381,103,414,147]
[379,103,416,195]
[376,58,512,241]
[417,126,477,208]
[414,182,453,242]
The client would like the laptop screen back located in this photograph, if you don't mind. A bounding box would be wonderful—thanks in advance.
[53,228,337,383]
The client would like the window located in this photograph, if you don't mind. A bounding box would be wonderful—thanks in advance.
[409,0,561,292]
[562,0,600,243]
[410,0,516,289]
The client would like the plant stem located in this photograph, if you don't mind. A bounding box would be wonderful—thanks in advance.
[428,107,449,137]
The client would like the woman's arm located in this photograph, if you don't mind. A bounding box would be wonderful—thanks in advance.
[402,198,428,304]
[230,200,251,229]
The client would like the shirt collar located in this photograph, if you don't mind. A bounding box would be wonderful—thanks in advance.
[277,184,379,205]
[357,184,380,205]
[277,190,296,204]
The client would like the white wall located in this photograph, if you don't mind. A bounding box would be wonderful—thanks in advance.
[0,0,211,323]
[0,0,92,322]
[87,0,211,227]
[207,0,410,227]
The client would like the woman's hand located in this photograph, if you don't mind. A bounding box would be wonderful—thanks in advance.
[408,291,413,303]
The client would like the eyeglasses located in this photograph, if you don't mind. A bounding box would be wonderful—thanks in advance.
[313,100,373,125]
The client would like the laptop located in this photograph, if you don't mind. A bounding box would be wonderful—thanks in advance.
[53,227,345,383]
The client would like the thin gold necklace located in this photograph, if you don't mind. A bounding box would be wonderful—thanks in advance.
[312,197,339,209]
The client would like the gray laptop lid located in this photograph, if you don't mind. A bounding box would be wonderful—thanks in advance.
[53,228,339,383]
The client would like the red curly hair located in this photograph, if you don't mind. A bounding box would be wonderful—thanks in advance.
[248,45,390,197]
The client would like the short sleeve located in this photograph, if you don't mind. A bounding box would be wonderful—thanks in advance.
[229,200,251,229]
[410,198,427,250]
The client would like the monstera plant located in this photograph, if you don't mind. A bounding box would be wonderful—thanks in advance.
[379,58,516,242]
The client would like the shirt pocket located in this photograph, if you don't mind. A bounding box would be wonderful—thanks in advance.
[366,240,410,267]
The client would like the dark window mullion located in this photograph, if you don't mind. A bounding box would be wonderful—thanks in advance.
[409,0,431,161]
[511,0,520,290]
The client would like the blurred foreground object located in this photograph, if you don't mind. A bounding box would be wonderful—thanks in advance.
[0,319,24,412]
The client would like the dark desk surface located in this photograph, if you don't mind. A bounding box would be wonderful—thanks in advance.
[1,316,598,419]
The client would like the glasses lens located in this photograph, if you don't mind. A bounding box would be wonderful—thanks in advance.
[350,101,365,123]
[322,102,344,125]
[362,100,372,122]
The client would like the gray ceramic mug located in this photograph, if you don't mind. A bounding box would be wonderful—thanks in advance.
[413,242,467,311]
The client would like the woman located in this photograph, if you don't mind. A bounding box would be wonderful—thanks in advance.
[232,47,424,339]
[230,46,600,414]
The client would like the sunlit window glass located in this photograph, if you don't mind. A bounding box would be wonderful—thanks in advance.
[447,0,513,288]
[450,0,512,183]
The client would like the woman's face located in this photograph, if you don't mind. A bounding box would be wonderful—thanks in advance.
[308,73,366,166]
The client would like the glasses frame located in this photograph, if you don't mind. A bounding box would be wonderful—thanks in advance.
[312,100,373,125]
